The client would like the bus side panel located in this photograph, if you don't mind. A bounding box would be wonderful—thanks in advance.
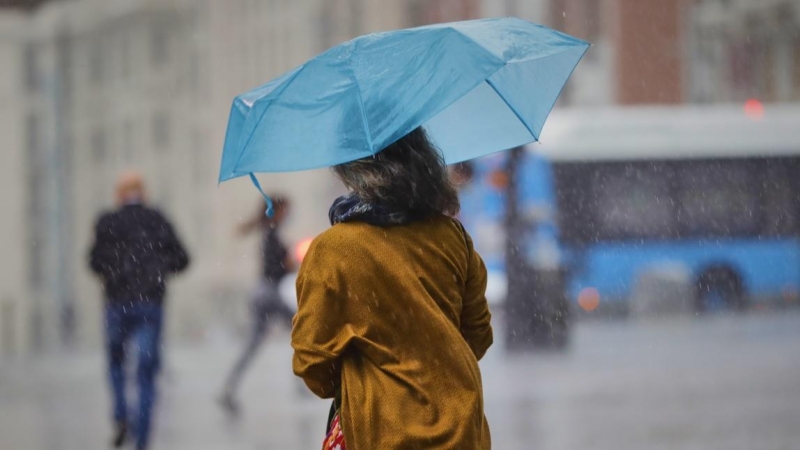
[567,239,800,309]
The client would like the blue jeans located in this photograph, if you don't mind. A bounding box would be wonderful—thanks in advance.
[105,301,164,450]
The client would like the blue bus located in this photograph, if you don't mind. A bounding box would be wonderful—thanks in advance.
[459,104,800,314]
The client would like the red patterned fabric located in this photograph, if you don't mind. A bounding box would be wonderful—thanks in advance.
[322,413,346,450]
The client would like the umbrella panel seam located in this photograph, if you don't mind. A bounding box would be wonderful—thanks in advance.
[350,39,375,155]
[376,28,508,154]
[485,77,539,141]
[229,63,310,177]
[530,44,590,144]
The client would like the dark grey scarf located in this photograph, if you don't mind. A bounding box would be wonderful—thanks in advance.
[328,193,415,226]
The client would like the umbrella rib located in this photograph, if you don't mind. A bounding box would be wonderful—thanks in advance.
[350,42,375,154]
[352,75,375,154]
[485,77,539,142]
[444,24,588,144]
[533,45,591,143]
[490,45,591,145]
[232,64,310,175]
[437,26,539,139]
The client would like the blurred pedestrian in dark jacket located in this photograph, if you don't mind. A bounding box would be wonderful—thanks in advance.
[219,195,295,415]
[89,170,189,450]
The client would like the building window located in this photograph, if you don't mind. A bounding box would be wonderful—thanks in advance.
[189,51,200,93]
[549,0,567,31]
[23,42,39,92]
[158,180,173,210]
[794,38,800,99]
[152,111,171,150]
[349,0,362,37]
[120,32,131,80]
[150,25,169,68]
[89,39,104,84]
[191,131,208,240]
[1,300,16,355]
[582,0,601,43]
[122,120,134,162]
[25,114,43,289]
[91,128,107,163]
[318,2,333,51]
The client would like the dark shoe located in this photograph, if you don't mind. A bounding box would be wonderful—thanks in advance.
[218,393,240,416]
[111,421,128,448]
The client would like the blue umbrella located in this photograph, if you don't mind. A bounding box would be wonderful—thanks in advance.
[219,17,589,206]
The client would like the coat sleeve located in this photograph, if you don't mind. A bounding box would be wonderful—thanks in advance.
[291,237,353,399]
[156,212,190,274]
[459,231,493,360]
[88,213,115,277]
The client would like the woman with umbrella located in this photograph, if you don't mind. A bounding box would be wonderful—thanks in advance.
[293,127,493,448]
[218,18,588,449]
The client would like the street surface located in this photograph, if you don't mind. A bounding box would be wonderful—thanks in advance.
[2,310,800,450]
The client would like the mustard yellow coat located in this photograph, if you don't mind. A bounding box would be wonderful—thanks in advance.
[292,215,493,449]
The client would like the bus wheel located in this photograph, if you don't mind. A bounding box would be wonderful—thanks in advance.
[694,267,747,313]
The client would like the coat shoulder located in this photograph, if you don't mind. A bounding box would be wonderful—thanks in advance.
[309,216,467,257]
[308,223,370,256]
[94,210,118,229]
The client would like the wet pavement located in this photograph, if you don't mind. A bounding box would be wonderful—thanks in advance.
[2,310,800,450]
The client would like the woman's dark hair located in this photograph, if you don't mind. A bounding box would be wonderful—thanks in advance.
[332,127,460,217]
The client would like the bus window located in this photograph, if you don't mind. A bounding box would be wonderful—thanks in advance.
[760,161,799,237]
[593,163,675,240]
[677,161,758,237]
[554,162,677,243]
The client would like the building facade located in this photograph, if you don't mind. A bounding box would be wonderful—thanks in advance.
[4,0,798,354]
[0,12,33,356]
[0,0,416,354]
[687,0,800,103]
[539,0,690,105]
[535,0,800,105]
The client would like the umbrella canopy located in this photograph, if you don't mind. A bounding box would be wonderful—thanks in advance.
[219,17,589,182]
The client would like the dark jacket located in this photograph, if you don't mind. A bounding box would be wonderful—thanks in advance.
[89,204,189,302]
[261,226,288,283]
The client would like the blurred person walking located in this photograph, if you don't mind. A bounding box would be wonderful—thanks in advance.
[88,171,190,450]
[293,128,493,449]
[219,196,295,414]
